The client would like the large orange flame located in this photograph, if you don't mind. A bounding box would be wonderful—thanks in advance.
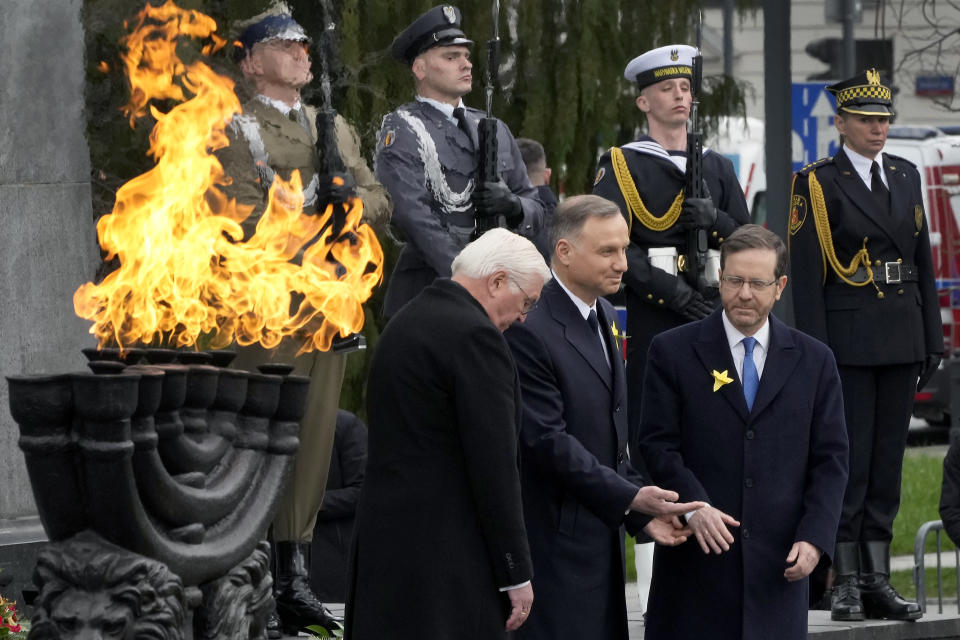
[74,0,382,353]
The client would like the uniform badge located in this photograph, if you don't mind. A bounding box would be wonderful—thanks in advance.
[915,204,924,231]
[593,167,606,186]
[443,6,457,23]
[867,68,881,86]
[670,49,679,62]
[789,194,807,235]
[383,129,395,148]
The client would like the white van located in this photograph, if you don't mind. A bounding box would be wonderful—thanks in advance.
[708,116,767,225]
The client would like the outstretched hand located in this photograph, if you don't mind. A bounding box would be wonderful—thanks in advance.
[630,485,705,517]
[643,515,692,546]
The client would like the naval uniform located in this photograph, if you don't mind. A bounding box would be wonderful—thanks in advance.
[218,95,391,543]
[789,146,942,545]
[375,98,545,318]
[592,137,750,456]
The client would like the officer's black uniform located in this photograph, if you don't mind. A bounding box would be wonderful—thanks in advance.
[788,69,943,622]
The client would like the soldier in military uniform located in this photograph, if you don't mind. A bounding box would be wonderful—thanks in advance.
[592,44,749,465]
[376,4,545,318]
[789,69,942,622]
[217,8,391,636]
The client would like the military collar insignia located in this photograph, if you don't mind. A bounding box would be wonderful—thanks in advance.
[711,369,733,392]
[443,6,457,23]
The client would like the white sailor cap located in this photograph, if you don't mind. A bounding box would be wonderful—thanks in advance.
[624,44,697,91]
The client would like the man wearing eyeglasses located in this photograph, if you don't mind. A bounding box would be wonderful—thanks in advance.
[505,195,701,640]
[638,224,849,640]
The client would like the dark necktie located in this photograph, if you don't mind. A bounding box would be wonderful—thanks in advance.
[587,309,610,369]
[871,161,889,209]
[742,337,759,411]
[453,107,472,141]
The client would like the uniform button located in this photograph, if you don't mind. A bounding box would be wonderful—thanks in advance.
[914,232,920,237]
[658,298,664,305]
[712,230,718,238]
[863,236,869,243]
[874,260,882,267]
[898,289,904,295]
[745,478,754,488]
[746,430,755,440]
[897,258,903,263]
[742,527,750,539]
[647,294,654,300]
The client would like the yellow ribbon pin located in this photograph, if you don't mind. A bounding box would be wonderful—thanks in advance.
[611,322,629,342]
[711,369,733,392]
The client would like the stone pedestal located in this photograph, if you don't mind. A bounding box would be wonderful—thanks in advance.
[0,0,99,603]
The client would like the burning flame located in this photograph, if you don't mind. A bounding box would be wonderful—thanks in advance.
[74,0,382,353]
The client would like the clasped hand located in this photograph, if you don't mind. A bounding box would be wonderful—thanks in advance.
[632,486,704,545]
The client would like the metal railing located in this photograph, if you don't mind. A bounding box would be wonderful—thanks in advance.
[914,519,960,613]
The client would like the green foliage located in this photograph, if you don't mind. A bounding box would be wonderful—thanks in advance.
[306,623,344,638]
[893,449,952,557]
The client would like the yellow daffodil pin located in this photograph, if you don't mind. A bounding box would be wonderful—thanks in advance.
[611,322,629,342]
[711,369,733,392]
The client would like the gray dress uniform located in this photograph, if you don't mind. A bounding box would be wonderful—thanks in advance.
[376,100,545,317]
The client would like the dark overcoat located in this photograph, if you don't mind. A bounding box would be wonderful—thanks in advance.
[310,410,367,603]
[505,280,649,640]
[375,101,545,317]
[639,311,848,640]
[344,279,532,640]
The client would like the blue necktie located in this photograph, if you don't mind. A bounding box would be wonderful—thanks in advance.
[742,337,759,411]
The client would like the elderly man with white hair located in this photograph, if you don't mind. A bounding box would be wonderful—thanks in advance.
[346,228,548,640]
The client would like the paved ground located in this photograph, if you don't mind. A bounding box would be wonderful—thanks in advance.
[280,593,960,639]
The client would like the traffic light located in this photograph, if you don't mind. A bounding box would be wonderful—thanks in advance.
[805,38,844,81]
[805,37,894,82]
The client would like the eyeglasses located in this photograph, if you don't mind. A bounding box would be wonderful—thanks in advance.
[511,279,538,315]
[720,275,778,291]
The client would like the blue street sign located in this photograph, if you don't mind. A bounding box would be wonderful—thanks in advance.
[792,82,839,171]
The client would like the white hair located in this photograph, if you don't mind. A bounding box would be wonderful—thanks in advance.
[451,228,551,290]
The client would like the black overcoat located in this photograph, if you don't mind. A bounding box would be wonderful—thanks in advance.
[310,410,367,603]
[505,280,649,640]
[344,279,532,640]
[639,311,848,640]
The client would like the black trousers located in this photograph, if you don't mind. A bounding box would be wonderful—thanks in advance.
[835,363,921,543]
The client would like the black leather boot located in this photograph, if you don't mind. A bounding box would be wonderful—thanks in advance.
[859,541,922,621]
[265,612,282,639]
[831,542,864,621]
[275,541,342,635]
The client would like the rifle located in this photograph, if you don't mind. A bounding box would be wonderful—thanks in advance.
[683,12,707,290]
[313,0,365,354]
[473,0,504,238]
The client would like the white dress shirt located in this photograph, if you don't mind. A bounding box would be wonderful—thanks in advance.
[844,145,889,191]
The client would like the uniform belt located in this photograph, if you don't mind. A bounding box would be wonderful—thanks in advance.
[853,262,919,284]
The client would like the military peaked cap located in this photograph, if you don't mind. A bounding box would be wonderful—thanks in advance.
[826,68,895,116]
[390,5,474,65]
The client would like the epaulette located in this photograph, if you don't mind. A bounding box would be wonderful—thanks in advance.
[797,156,833,176]
[883,153,917,169]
